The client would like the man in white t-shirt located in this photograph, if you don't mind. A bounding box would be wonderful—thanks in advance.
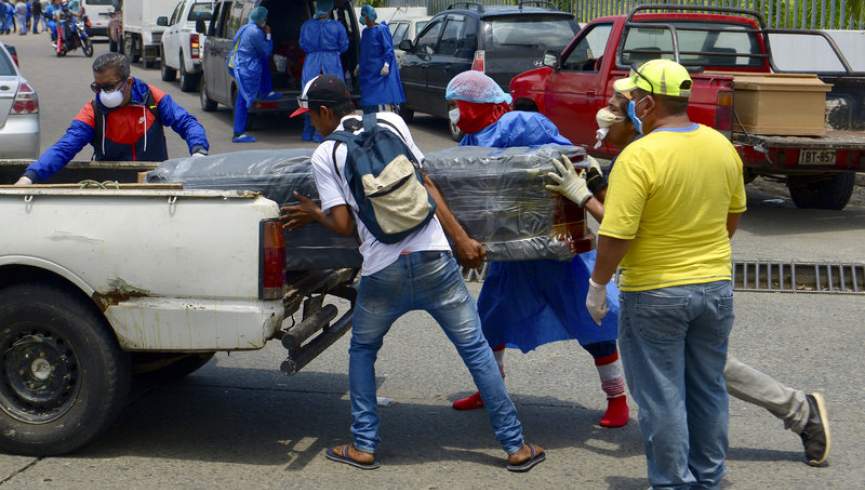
[282,75,545,472]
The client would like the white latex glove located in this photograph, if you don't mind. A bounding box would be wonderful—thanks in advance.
[14,176,33,186]
[545,155,593,206]
[586,278,609,326]
[380,62,390,77]
[586,155,602,174]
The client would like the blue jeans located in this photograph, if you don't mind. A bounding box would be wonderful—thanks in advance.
[618,281,734,490]
[350,251,525,454]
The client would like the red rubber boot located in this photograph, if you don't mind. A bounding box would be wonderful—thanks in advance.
[452,391,484,411]
[599,395,629,428]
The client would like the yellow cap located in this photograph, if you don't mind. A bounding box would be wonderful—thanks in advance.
[613,59,693,98]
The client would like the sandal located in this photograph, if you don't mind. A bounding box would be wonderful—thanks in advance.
[326,444,381,470]
[506,443,546,473]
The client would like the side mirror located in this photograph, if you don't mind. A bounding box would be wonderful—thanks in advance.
[398,39,414,52]
[156,16,169,27]
[543,50,560,70]
[195,18,207,35]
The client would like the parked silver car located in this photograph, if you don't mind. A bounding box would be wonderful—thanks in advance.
[0,42,40,160]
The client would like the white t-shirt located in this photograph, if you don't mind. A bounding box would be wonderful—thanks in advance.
[311,112,451,276]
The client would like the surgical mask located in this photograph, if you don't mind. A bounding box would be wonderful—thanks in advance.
[448,107,460,126]
[594,107,624,148]
[627,99,645,135]
[99,88,125,109]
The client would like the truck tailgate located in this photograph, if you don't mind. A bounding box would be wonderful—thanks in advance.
[734,130,865,171]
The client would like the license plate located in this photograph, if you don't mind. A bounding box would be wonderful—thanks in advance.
[799,149,835,166]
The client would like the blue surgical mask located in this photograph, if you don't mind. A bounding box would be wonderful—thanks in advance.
[627,99,644,135]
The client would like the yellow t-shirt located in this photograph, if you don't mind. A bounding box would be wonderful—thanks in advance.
[599,124,747,292]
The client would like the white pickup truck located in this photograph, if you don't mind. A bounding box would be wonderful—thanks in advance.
[159,0,213,92]
[0,185,356,456]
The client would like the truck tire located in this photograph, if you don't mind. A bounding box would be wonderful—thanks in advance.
[399,106,414,123]
[178,54,199,92]
[133,353,215,383]
[200,76,218,112]
[0,284,130,456]
[123,34,139,63]
[109,39,118,53]
[787,173,855,210]
[160,58,177,82]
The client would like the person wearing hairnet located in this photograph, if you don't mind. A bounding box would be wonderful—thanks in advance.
[443,71,631,430]
[299,0,348,141]
[357,5,404,113]
[227,6,280,144]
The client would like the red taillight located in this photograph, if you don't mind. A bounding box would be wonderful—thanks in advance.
[471,50,486,72]
[715,90,733,135]
[190,33,200,60]
[254,101,279,110]
[261,220,285,300]
[11,81,38,115]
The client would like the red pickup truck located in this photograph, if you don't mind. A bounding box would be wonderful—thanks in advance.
[510,5,865,210]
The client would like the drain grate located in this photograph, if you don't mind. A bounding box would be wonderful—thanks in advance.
[463,261,865,295]
[734,261,865,294]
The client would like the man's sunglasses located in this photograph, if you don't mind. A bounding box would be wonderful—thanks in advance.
[629,64,655,95]
[90,79,128,93]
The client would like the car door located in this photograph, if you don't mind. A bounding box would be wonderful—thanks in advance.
[213,0,241,105]
[400,17,443,115]
[425,14,477,118]
[164,1,185,69]
[543,23,613,149]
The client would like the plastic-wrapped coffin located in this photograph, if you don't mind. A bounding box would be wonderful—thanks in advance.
[147,144,586,270]
[423,144,587,262]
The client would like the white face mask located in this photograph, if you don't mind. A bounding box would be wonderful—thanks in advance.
[99,88,125,109]
[593,107,625,149]
[448,107,460,125]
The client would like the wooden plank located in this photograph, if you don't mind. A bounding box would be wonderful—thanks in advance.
[0,183,183,190]
[0,160,159,171]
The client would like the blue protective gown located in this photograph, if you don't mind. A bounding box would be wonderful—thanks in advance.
[358,23,405,108]
[228,22,274,106]
[299,17,348,84]
[465,111,620,352]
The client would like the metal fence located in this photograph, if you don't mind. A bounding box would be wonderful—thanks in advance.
[381,0,865,29]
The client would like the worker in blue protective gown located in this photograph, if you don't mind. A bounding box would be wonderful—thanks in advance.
[357,5,404,113]
[299,0,348,141]
[444,71,630,429]
[227,6,280,144]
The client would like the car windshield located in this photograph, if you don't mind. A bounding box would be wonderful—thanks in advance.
[0,48,15,77]
[621,22,762,67]
[188,3,213,21]
[487,16,576,50]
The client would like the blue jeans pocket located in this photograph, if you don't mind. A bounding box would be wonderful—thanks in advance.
[627,290,690,343]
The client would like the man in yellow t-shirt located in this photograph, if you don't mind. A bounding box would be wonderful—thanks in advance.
[587,59,746,489]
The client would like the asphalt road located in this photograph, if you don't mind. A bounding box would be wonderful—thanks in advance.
[3,33,865,489]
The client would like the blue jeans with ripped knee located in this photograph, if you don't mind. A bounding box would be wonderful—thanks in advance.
[350,251,525,454]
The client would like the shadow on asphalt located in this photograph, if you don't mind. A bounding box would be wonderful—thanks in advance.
[740,194,865,236]
[75,367,647,471]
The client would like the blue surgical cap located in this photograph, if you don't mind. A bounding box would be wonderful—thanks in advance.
[249,6,267,24]
[316,0,334,17]
[361,5,377,22]
[446,71,513,104]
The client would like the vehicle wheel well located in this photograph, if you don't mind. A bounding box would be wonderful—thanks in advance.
[0,265,112,336]
[514,98,539,112]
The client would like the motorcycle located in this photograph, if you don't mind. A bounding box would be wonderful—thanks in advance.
[56,13,93,58]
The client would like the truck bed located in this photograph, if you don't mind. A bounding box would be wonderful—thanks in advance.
[734,130,865,149]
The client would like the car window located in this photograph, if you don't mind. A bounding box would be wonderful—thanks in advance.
[0,48,15,76]
[388,22,399,36]
[562,23,612,71]
[392,23,409,45]
[487,15,576,52]
[169,1,183,25]
[438,14,477,58]
[414,19,443,56]
[226,1,245,39]
[188,2,213,22]
[415,21,429,36]
[621,22,761,67]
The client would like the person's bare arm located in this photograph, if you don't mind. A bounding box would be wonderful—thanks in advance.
[584,197,605,222]
[727,212,743,239]
[281,192,355,237]
[592,235,631,285]
[423,174,486,268]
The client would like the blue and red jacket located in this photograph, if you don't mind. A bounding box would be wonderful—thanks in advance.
[24,78,209,183]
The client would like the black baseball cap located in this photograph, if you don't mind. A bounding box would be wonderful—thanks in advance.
[290,75,352,118]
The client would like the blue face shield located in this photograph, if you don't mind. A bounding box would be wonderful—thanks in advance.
[627,99,644,135]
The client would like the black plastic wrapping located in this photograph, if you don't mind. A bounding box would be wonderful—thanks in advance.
[146,150,363,271]
[423,144,586,262]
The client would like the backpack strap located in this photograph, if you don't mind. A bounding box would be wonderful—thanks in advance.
[324,130,359,180]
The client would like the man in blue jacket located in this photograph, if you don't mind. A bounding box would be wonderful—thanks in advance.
[15,53,208,185]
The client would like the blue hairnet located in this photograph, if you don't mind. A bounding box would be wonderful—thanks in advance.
[445,71,512,104]
[360,5,377,22]
[249,6,267,24]
[315,0,334,17]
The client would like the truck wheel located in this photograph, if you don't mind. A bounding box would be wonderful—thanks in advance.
[0,284,130,456]
[200,76,218,112]
[133,353,215,383]
[109,39,118,53]
[178,54,199,92]
[787,173,855,210]
[399,106,414,123]
[123,35,139,63]
[160,58,177,82]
